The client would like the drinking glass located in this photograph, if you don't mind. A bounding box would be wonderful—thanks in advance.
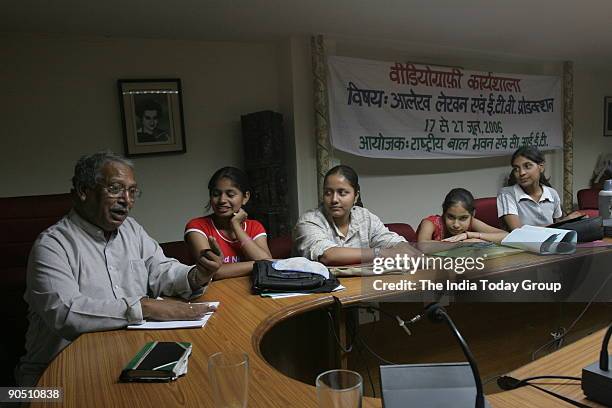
[208,351,249,408]
[316,369,362,408]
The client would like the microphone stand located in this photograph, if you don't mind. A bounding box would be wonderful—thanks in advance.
[426,303,485,408]
[599,322,612,371]
[582,322,612,405]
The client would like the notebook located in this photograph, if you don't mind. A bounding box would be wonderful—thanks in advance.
[119,341,192,382]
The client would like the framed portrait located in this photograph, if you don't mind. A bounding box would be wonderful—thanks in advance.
[117,79,187,156]
[605,96,612,137]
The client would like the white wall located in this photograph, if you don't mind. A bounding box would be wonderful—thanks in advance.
[573,65,612,190]
[0,33,280,242]
[288,36,612,229]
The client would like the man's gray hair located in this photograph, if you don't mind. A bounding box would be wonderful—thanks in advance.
[72,151,134,192]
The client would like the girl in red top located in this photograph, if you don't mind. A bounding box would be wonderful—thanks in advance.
[185,167,271,280]
[417,188,507,243]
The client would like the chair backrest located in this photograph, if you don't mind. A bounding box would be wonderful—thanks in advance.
[0,193,73,269]
[268,234,293,259]
[385,223,416,242]
[0,192,73,386]
[577,188,599,210]
[473,197,502,229]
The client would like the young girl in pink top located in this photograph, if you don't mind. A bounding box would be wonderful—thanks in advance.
[417,188,507,243]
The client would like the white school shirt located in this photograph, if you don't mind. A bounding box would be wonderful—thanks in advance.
[497,184,562,227]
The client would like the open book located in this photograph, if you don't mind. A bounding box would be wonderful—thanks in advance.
[501,225,577,254]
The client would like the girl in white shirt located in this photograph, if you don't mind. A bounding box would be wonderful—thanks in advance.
[497,146,581,230]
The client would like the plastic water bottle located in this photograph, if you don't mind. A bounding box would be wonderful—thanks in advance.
[600,179,612,231]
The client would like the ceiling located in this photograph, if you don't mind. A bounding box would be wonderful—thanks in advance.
[4,0,612,65]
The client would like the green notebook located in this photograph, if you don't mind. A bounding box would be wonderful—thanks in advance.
[120,341,192,382]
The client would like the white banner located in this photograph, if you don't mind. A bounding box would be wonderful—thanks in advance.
[327,56,563,159]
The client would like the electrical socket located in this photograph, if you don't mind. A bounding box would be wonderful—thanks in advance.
[358,302,380,325]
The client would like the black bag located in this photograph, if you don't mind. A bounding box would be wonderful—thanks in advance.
[251,260,340,294]
[554,216,603,243]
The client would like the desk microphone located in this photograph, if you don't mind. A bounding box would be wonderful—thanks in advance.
[378,303,490,408]
[425,303,486,408]
[582,322,612,405]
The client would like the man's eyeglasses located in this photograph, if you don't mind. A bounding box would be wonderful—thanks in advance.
[100,184,142,200]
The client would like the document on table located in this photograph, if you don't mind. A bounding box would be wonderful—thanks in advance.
[501,225,577,254]
[127,301,220,330]
[260,285,346,299]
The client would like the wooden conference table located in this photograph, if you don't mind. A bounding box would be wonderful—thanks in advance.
[487,327,610,407]
[35,245,612,407]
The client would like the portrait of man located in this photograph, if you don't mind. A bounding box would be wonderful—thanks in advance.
[135,96,170,144]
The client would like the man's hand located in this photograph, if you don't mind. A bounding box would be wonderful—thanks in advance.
[140,298,217,321]
[189,236,223,289]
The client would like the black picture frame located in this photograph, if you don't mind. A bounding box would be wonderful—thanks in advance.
[605,96,612,137]
[117,78,187,156]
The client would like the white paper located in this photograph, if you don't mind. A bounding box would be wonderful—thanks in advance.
[261,284,345,299]
[127,301,219,330]
[272,257,330,279]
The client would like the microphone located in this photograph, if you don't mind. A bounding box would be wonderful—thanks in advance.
[599,322,612,371]
[425,303,486,408]
[378,303,490,408]
[582,322,612,405]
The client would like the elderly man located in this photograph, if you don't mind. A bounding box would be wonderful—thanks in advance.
[16,151,222,386]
